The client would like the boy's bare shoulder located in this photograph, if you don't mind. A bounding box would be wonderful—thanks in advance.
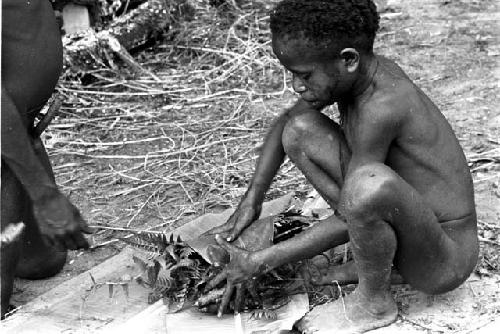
[360,60,420,127]
[359,82,413,128]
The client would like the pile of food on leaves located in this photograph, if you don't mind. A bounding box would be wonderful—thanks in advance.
[124,212,342,318]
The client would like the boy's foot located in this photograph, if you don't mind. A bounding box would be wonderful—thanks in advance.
[309,260,358,285]
[296,290,398,334]
[308,260,406,286]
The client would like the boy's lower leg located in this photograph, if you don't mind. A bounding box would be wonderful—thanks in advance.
[298,216,399,333]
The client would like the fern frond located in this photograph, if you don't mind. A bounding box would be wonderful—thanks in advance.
[164,244,179,262]
[180,246,195,259]
[169,258,197,272]
[121,235,163,255]
[155,265,174,289]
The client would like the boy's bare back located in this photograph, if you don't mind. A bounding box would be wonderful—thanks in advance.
[349,55,475,222]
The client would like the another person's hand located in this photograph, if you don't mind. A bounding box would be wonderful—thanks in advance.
[204,234,263,316]
[32,187,93,250]
[206,199,262,242]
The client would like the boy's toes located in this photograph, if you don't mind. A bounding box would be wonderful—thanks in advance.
[296,317,318,334]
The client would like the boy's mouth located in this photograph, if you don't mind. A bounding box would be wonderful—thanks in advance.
[310,101,326,109]
[300,94,316,103]
[301,95,323,108]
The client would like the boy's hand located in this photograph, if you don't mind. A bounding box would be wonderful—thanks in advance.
[205,234,262,316]
[206,200,262,242]
[32,187,94,250]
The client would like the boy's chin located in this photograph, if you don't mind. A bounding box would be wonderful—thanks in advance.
[310,100,332,110]
[311,101,326,109]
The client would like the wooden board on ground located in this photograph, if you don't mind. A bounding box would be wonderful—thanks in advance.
[107,294,309,334]
[1,246,147,333]
[1,194,298,333]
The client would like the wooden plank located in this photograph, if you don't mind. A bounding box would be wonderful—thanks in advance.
[107,292,310,334]
[1,247,150,333]
[1,194,294,333]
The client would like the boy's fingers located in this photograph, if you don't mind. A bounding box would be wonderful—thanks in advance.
[247,282,261,305]
[234,284,244,314]
[217,282,234,318]
[215,234,241,254]
[205,223,230,236]
[205,270,227,292]
[227,222,246,242]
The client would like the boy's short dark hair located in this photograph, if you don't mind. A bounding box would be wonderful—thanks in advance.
[270,0,380,54]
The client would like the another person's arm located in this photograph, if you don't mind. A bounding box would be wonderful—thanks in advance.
[1,88,92,250]
[1,88,57,200]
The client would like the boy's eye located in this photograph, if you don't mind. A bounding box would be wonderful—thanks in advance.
[299,73,311,81]
[302,73,311,80]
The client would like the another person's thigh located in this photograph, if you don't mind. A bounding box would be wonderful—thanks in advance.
[343,164,477,294]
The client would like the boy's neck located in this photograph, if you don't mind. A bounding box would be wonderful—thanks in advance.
[342,53,379,105]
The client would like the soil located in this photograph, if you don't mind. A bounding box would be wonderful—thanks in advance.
[8,0,500,331]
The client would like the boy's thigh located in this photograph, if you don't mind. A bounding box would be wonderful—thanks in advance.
[345,164,476,293]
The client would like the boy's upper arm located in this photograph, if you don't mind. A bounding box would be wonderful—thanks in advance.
[347,102,404,175]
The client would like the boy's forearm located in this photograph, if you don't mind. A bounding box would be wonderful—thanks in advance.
[1,89,57,201]
[244,113,289,203]
[245,100,315,204]
[252,215,349,270]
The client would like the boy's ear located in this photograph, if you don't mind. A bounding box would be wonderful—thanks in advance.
[339,48,360,73]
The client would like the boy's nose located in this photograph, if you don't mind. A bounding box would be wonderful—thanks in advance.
[292,75,306,93]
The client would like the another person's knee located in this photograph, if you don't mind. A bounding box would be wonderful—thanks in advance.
[16,247,67,279]
[340,163,398,221]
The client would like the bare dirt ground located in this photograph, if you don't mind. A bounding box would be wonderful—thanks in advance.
[10,0,499,331]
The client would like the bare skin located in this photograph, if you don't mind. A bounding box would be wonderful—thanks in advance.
[205,22,478,334]
[307,259,405,286]
[1,0,92,318]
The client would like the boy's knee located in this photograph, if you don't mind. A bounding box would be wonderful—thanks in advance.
[282,109,340,155]
[340,164,398,221]
[282,109,317,152]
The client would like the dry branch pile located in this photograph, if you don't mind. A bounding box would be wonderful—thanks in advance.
[49,0,306,237]
[62,0,195,72]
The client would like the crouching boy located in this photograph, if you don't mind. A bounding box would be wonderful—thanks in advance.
[206,1,479,332]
